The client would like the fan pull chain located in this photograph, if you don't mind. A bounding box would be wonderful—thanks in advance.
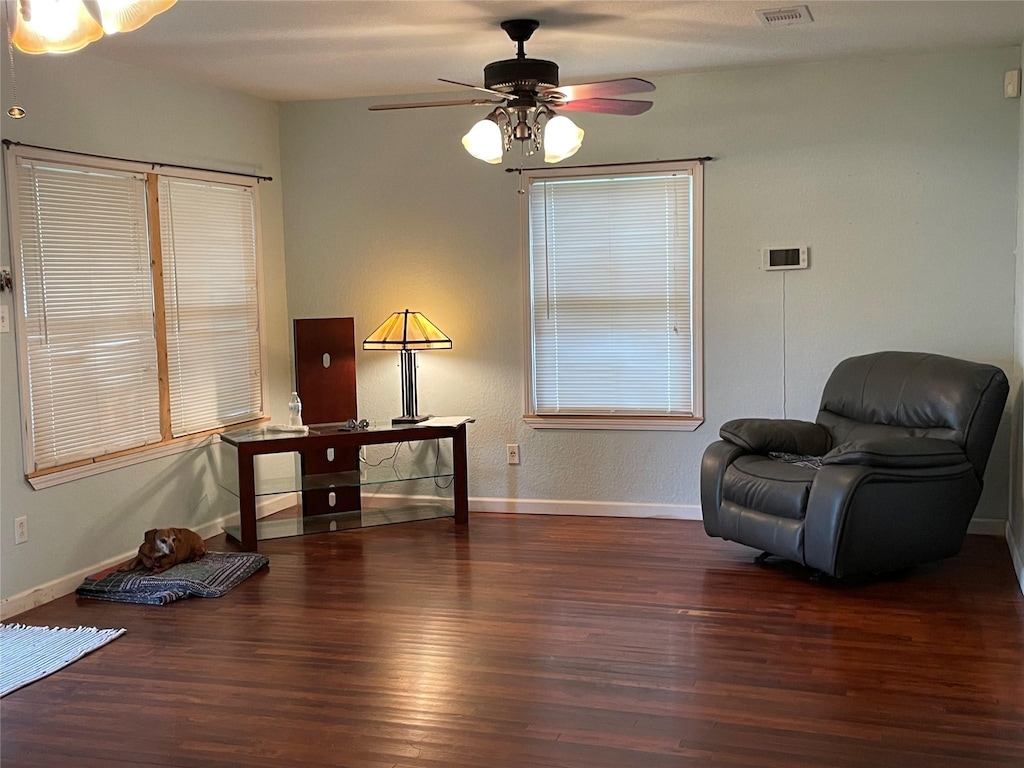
[5,3,25,119]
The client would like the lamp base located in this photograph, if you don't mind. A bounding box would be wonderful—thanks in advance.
[392,414,429,424]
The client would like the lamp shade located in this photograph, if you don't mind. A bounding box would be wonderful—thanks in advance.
[11,0,104,54]
[543,115,585,164]
[462,118,504,164]
[97,0,178,34]
[10,0,177,54]
[363,310,452,351]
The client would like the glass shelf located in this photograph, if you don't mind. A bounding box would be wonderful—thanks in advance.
[222,502,454,543]
[219,461,454,498]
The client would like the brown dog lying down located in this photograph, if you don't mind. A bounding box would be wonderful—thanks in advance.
[120,528,208,574]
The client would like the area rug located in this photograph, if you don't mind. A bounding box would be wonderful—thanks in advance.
[75,551,269,606]
[0,623,126,697]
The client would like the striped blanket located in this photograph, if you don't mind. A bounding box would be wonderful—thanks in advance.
[0,623,125,697]
[76,552,269,605]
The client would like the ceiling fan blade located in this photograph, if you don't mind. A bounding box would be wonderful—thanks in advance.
[438,78,513,100]
[368,99,503,111]
[542,78,655,102]
[554,98,653,116]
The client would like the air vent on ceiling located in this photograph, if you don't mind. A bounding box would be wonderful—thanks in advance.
[756,5,814,28]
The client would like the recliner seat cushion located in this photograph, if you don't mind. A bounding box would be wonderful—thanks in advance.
[722,455,818,521]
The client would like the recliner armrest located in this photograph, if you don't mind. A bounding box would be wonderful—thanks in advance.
[719,419,831,456]
[821,437,968,469]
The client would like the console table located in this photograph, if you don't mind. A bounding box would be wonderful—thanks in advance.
[220,421,470,551]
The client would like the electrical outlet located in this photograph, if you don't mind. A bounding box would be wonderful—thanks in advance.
[507,443,520,465]
[14,516,28,545]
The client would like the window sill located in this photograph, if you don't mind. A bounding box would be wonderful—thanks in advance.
[26,419,267,490]
[523,414,704,432]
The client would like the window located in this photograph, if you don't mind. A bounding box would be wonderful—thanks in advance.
[6,147,266,486]
[523,161,703,430]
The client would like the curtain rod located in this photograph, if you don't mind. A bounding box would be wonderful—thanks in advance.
[1,139,273,183]
[504,156,714,174]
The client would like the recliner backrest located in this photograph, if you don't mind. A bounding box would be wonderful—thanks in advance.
[816,351,1008,479]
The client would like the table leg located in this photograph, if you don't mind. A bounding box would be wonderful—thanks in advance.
[238,448,259,551]
[453,424,469,525]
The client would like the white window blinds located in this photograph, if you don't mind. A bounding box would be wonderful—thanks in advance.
[528,169,695,417]
[14,158,162,471]
[159,178,263,436]
[8,146,268,482]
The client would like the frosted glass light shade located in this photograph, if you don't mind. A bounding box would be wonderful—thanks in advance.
[11,0,104,54]
[10,0,177,54]
[462,119,504,164]
[363,310,452,351]
[543,115,585,164]
[97,0,178,34]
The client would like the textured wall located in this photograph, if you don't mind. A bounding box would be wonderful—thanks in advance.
[1,45,1018,605]
[279,48,1020,519]
[0,54,290,603]
[1009,40,1024,587]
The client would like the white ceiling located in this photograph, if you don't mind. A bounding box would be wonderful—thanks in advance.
[79,0,1024,102]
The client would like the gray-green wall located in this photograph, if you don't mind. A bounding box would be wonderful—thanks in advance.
[0,53,291,606]
[279,48,1020,520]
[1010,41,1024,590]
[1,45,1020,608]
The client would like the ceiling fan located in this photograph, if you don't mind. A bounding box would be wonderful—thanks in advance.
[369,19,655,165]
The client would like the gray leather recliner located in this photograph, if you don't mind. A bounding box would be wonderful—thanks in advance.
[701,351,1009,578]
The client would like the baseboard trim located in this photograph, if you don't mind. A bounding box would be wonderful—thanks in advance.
[360,492,702,520]
[256,493,298,520]
[966,518,1008,536]
[0,495,296,621]
[1007,522,1024,598]
[472,496,703,519]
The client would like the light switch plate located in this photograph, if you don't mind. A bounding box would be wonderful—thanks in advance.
[1006,69,1022,99]
[0,305,10,333]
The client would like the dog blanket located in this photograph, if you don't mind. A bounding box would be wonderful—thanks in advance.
[76,552,269,605]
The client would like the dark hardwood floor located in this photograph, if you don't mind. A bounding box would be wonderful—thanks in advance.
[2,514,1022,768]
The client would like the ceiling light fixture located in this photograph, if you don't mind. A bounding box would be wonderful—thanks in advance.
[11,0,177,55]
[462,104,584,165]
[370,19,653,167]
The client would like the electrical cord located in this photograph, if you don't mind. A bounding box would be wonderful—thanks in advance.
[782,270,788,419]
[357,440,454,490]
[433,439,454,490]
[359,443,401,467]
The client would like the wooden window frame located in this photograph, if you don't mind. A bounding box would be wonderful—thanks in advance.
[520,160,704,432]
[5,147,269,489]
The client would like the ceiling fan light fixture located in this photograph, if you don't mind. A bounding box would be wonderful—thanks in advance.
[11,0,103,54]
[96,0,178,35]
[462,113,505,164]
[369,19,654,167]
[543,114,584,163]
[9,0,176,54]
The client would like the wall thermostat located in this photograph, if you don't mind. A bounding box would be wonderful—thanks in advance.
[762,246,808,271]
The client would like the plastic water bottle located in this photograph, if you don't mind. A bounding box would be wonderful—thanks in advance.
[287,392,303,427]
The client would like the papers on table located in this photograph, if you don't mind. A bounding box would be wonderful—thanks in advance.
[265,424,310,434]
[418,416,475,427]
